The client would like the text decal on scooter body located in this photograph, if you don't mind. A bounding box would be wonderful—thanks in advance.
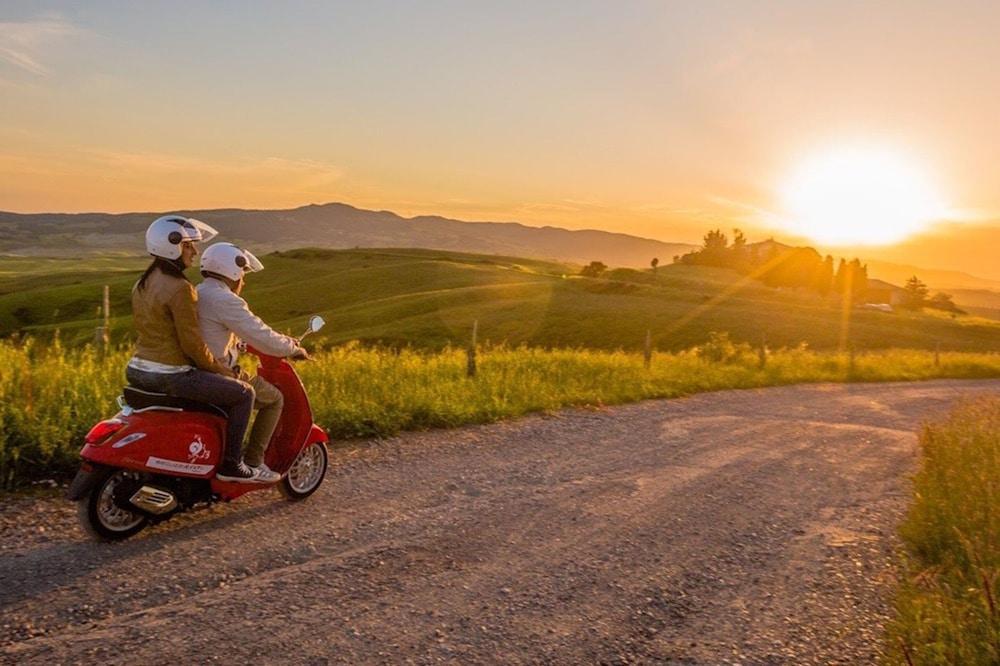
[146,456,214,476]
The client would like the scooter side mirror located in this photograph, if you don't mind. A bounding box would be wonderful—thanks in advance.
[300,315,326,340]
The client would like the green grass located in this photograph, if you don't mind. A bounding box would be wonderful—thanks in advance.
[2,336,999,490]
[3,248,1000,352]
[884,398,1000,665]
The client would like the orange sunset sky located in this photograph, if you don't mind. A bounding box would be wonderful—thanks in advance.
[3,3,1000,278]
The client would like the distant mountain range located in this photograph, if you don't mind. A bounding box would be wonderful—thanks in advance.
[863,259,1000,292]
[2,202,998,299]
[0,203,696,269]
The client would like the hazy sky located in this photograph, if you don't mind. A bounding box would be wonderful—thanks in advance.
[3,1,1000,274]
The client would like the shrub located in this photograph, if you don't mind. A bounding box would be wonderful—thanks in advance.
[580,261,608,278]
[695,331,753,364]
[885,398,1000,664]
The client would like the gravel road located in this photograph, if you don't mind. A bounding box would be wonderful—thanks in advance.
[2,379,998,665]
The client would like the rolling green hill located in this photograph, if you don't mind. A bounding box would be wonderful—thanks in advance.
[947,288,1000,321]
[2,248,999,352]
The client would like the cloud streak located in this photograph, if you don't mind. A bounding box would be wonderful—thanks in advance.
[0,15,83,75]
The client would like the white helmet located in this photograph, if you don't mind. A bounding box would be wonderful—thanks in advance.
[145,215,218,260]
[200,242,264,281]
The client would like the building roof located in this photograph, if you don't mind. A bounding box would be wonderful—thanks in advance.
[866,278,905,293]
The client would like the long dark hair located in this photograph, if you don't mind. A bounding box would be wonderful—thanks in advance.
[135,256,189,291]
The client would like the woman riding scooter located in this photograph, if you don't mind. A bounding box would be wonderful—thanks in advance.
[125,215,262,483]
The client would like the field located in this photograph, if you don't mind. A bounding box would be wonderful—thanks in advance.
[5,248,1000,658]
[2,248,1000,352]
[884,398,1000,665]
[4,247,1000,489]
[3,337,1000,490]
[950,288,1000,321]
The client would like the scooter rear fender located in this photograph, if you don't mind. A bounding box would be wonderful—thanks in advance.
[82,410,226,479]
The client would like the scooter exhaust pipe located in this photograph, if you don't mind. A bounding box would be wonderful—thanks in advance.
[129,486,178,515]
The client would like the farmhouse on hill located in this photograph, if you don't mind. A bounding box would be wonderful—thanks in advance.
[864,278,907,307]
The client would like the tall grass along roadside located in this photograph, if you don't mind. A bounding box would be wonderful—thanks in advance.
[885,398,1000,665]
[1,338,999,490]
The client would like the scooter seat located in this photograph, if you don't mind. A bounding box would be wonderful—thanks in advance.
[123,386,228,419]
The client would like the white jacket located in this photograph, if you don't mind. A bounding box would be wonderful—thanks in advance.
[196,277,298,368]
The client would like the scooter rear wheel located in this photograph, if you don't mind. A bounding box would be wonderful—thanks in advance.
[78,468,148,541]
[279,441,328,501]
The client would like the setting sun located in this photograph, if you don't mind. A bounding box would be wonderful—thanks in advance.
[778,147,947,246]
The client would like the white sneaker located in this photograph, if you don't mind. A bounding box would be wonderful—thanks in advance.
[250,463,281,483]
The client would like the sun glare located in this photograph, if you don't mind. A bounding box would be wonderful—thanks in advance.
[778,146,946,246]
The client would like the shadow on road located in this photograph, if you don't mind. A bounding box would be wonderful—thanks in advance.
[0,495,301,608]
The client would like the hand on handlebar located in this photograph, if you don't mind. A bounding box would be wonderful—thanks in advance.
[290,346,311,361]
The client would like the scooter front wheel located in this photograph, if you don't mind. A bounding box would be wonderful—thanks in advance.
[78,468,148,541]
[279,441,328,501]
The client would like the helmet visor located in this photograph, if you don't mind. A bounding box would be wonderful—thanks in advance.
[242,249,263,272]
[185,218,219,243]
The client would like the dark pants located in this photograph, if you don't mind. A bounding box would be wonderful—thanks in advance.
[125,366,255,466]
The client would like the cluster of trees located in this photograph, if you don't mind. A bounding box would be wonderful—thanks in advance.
[578,229,967,315]
[673,229,869,300]
[580,261,608,278]
[902,276,963,313]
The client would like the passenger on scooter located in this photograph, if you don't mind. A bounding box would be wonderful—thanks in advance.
[126,216,262,484]
[197,242,309,483]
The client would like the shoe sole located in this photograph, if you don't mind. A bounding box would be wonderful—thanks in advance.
[249,466,282,483]
[215,474,260,484]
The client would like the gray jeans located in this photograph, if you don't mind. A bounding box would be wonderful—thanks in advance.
[125,366,255,466]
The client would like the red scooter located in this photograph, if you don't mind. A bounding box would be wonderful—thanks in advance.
[68,316,330,541]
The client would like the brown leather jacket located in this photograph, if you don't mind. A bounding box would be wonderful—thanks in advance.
[131,266,229,375]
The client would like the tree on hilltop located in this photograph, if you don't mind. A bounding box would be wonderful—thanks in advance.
[703,228,728,252]
[927,292,963,314]
[832,258,867,302]
[759,246,823,290]
[812,255,834,296]
[730,229,750,271]
[695,229,731,267]
[902,276,930,309]
[833,258,848,296]
[731,229,747,250]
[580,261,608,278]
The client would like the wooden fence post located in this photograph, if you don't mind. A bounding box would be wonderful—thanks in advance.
[103,284,110,349]
[643,329,652,369]
[758,332,767,369]
[466,319,478,378]
[95,284,110,351]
